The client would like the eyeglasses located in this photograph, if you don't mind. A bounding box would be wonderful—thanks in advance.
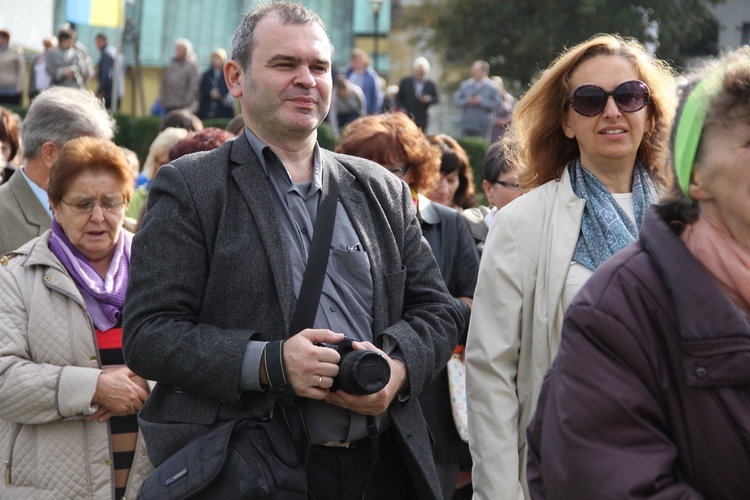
[60,198,127,214]
[493,179,521,189]
[567,80,650,117]
[388,165,409,178]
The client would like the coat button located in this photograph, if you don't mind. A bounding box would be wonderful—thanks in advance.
[44,275,51,282]
[329,305,337,312]
[696,367,707,379]
[104,459,112,467]
[141,449,147,456]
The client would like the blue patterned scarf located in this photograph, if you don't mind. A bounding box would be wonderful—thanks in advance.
[570,158,657,271]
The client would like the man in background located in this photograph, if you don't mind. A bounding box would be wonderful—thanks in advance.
[95,33,124,110]
[453,60,501,140]
[396,56,439,131]
[0,29,25,106]
[0,87,115,254]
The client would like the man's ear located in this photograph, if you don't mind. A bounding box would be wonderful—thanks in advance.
[224,60,244,98]
[40,141,60,168]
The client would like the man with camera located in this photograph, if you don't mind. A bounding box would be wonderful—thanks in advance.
[122,3,462,500]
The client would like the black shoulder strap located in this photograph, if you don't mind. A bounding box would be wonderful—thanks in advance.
[289,164,340,335]
[270,161,341,462]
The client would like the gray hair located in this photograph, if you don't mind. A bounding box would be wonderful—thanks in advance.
[22,87,115,160]
[413,57,430,73]
[175,37,198,63]
[230,1,328,71]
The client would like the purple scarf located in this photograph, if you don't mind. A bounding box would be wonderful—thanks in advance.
[49,219,131,330]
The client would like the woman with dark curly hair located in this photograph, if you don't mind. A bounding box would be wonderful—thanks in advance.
[426,134,475,210]
[466,34,677,499]
[338,112,480,499]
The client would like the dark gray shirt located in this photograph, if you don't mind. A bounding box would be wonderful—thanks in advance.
[239,128,379,444]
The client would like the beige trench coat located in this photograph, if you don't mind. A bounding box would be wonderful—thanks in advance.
[466,168,584,500]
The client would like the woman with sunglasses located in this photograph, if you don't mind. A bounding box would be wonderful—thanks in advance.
[527,45,750,499]
[465,34,676,500]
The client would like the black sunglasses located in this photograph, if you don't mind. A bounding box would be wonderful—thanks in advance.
[567,80,650,117]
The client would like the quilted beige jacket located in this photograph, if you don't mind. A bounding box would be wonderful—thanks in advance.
[0,232,153,499]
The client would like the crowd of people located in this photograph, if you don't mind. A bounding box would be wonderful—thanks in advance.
[1,2,750,499]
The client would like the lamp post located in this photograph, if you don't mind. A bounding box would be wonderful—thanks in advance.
[369,0,383,73]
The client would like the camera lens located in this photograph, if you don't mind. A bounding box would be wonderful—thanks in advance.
[337,350,391,395]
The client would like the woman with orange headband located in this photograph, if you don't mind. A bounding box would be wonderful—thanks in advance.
[526,45,750,498]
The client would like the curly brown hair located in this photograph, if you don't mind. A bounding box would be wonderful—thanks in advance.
[336,112,440,193]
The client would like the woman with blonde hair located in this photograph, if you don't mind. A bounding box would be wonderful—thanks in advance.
[125,127,189,226]
[198,48,234,120]
[466,34,677,499]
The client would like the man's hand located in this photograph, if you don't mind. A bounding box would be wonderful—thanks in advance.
[324,341,407,416]
[282,329,344,400]
[88,366,150,422]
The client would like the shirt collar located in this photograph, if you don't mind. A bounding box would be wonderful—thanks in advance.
[243,126,323,192]
[417,193,441,224]
[20,166,53,218]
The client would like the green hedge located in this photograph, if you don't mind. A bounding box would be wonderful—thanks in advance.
[455,136,490,205]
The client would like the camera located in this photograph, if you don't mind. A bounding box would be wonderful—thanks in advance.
[316,337,391,395]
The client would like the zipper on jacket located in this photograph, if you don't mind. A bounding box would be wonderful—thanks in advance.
[5,424,21,486]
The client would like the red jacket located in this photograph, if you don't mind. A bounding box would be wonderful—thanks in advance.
[527,204,750,499]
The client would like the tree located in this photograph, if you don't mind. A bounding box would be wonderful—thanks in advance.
[403,0,722,87]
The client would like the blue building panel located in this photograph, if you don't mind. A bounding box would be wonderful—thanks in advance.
[54,0,362,70]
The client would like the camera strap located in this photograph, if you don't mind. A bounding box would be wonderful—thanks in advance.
[265,161,341,463]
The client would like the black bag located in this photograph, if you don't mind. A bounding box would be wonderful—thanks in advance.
[136,417,306,499]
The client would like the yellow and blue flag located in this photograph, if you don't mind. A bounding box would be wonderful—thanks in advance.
[66,0,124,28]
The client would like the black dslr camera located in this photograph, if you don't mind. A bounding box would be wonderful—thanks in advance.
[316,337,391,395]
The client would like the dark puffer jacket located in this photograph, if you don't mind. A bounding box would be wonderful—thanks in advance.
[527,204,750,499]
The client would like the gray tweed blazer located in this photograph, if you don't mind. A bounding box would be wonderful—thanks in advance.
[122,134,461,499]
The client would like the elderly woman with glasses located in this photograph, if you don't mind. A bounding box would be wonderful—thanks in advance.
[465,34,676,500]
[0,136,153,499]
[337,112,480,500]
[527,44,750,500]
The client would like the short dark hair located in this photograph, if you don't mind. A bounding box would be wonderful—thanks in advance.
[57,28,74,42]
[428,134,476,209]
[482,140,512,183]
[230,1,328,71]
